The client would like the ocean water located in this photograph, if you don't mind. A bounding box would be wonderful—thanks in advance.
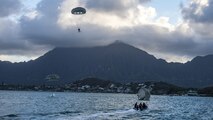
[0,91,212,120]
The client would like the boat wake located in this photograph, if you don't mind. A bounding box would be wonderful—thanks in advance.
[69,109,137,120]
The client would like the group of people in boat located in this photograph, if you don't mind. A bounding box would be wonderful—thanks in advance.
[134,102,148,111]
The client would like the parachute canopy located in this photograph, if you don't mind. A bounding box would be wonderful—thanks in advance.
[137,87,150,101]
[71,7,86,15]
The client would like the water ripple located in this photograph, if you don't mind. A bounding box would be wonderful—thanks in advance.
[0,91,212,120]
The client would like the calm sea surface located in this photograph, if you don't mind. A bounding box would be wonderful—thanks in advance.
[0,91,212,120]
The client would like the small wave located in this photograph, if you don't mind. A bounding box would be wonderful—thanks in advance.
[2,114,18,118]
[0,110,82,119]
[59,111,81,115]
[33,110,82,117]
[0,114,19,120]
[149,109,164,113]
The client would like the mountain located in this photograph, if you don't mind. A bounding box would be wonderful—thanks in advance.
[0,41,213,88]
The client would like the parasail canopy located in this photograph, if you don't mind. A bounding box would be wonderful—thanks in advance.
[137,87,150,101]
[71,7,86,15]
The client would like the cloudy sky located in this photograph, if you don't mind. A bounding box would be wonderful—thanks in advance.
[0,0,213,63]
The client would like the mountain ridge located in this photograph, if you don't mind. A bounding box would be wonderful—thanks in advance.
[0,41,213,88]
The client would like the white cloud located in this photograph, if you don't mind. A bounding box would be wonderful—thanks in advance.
[182,0,213,23]
[24,10,39,20]
[58,0,157,29]
[0,55,35,63]
[1,0,213,63]
[0,0,22,17]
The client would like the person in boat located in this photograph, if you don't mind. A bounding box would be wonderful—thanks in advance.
[78,28,81,32]
[134,102,139,110]
[142,102,148,109]
[139,102,143,111]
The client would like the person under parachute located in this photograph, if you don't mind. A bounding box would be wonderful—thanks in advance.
[71,7,86,32]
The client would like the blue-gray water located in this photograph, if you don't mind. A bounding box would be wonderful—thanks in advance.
[0,91,212,120]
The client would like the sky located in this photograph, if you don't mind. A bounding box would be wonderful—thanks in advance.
[0,0,213,63]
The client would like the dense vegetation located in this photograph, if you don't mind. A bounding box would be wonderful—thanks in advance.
[1,78,212,97]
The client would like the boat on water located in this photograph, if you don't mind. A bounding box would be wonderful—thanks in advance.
[134,102,148,111]
[186,90,198,96]
[134,85,152,111]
